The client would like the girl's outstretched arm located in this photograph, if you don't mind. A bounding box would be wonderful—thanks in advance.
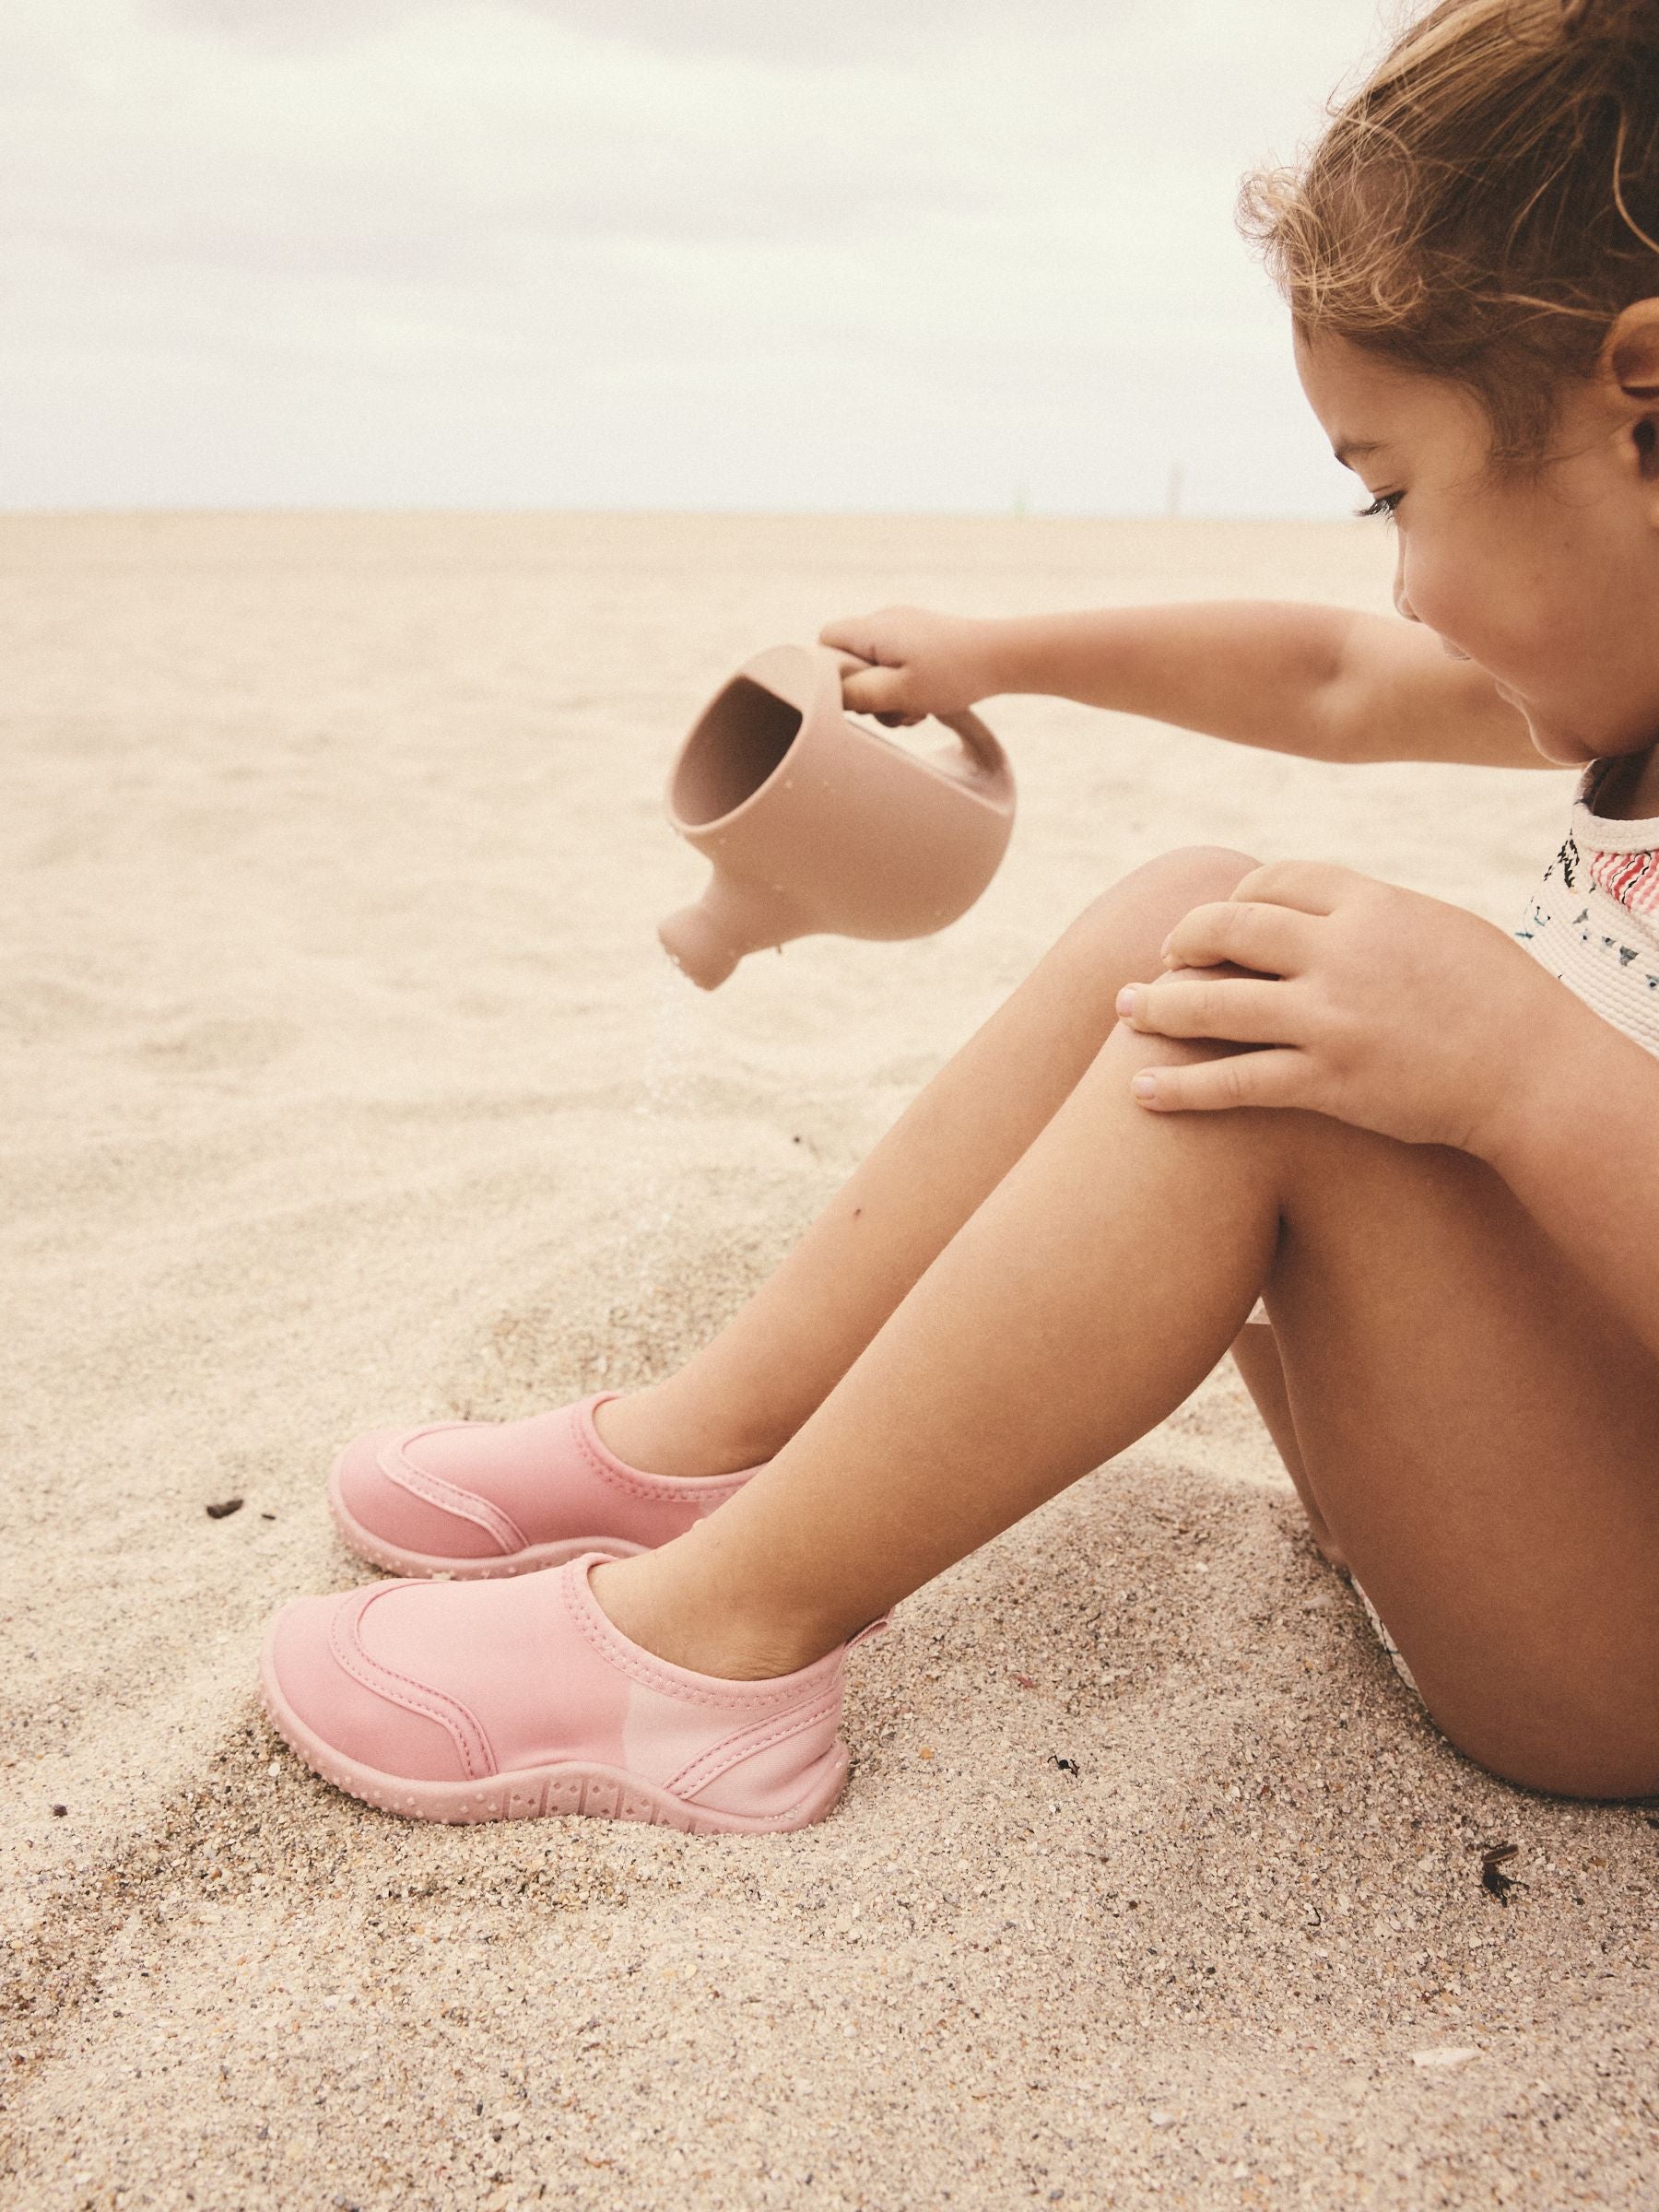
[821,600,1543,771]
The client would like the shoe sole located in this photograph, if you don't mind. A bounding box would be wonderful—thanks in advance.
[258,1618,850,1834]
[326,1455,644,1581]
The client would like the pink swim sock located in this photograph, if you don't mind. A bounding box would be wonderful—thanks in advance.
[327,1391,763,1580]
[261,1553,884,1831]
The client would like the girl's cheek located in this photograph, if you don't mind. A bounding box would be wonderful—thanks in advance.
[1408,536,1518,674]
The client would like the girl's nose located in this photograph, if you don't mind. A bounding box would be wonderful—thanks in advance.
[1393,548,1418,623]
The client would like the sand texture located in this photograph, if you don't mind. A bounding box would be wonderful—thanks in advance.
[4,512,1655,2210]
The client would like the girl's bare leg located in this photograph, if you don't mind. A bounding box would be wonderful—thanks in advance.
[598,845,1258,1477]
[1230,1318,1347,1568]
[594,1018,1659,1800]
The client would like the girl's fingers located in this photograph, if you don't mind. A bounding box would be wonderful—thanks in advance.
[837,662,910,717]
[1117,973,1297,1044]
[1230,858,1353,916]
[1159,899,1315,976]
[1131,1048,1311,1114]
[817,618,879,658]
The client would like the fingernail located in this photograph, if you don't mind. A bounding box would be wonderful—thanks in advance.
[1116,986,1137,1018]
[1131,1073,1158,1100]
[1159,933,1172,958]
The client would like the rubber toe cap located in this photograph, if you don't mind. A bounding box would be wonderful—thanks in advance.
[265,1591,479,1785]
[330,1430,512,1562]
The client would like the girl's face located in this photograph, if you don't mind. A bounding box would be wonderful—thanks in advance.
[1295,330,1659,769]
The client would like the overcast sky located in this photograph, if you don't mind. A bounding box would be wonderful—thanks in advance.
[6,0,1393,515]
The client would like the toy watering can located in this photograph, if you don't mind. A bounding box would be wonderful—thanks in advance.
[657,643,1016,989]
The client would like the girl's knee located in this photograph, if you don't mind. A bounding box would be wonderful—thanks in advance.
[1109,844,1260,919]
[1030,847,1262,1041]
[1057,846,1260,989]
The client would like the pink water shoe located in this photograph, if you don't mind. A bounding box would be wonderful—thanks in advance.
[327,1392,761,1580]
[260,1555,879,1831]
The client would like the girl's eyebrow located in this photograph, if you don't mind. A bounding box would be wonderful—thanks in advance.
[1335,438,1386,468]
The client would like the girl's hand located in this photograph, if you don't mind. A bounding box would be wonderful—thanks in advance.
[1115,860,1563,1157]
[818,606,1003,726]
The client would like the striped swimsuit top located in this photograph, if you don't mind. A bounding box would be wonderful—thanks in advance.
[1515,757,1659,1058]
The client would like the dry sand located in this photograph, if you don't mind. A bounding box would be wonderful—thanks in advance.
[3,512,1654,2211]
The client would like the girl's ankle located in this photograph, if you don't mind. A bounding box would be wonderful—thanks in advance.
[587,1554,833,1682]
[592,1387,784,1481]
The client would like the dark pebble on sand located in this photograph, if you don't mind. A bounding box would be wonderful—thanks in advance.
[51,1804,66,1818]
[205,1498,244,1520]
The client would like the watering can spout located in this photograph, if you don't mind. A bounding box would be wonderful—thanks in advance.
[658,874,797,991]
[658,900,741,990]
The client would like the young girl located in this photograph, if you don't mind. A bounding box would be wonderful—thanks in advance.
[263,0,1659,1828]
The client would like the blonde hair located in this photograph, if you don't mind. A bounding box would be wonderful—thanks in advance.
[1238,0,1659,464]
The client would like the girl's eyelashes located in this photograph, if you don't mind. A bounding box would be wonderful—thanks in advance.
[1356,490,1404,521]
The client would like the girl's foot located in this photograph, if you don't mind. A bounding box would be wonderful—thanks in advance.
[258,1554,882,1830]
[326,1392,764,1580]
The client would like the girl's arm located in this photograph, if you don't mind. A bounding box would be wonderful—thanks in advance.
[822,601,1545,771]
[986,602,1545,768]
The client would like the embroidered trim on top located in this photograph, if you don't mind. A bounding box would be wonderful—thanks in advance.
[1586,846,1659,917]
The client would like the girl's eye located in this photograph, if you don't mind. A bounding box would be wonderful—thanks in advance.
[1356,491,1404,521]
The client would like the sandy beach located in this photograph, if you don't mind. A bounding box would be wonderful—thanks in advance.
[4,510,1655,2211]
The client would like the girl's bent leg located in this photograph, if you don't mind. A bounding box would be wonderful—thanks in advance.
[600,846,1256,1476]
[1229,1317,1347,1568]
[596,1023,1659,1799]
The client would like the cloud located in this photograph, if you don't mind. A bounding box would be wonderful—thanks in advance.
[159,0,1164,66]
[3,0,1389,510]
[152,0,422,53]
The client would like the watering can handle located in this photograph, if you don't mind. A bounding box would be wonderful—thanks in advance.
[830,651,1010,790]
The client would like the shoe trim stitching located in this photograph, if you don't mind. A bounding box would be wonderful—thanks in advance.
[559,1564,839,1712]
[327,1590,495,1782]
[666,1693,842,1800]
[570,1400,759,1507]
[378,1428,528,1556]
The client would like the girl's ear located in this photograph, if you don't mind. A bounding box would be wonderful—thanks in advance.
[1602,299,1659,402]
[1599,300,1659,487]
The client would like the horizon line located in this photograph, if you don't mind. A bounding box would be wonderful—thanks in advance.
[0,503,1363,525]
